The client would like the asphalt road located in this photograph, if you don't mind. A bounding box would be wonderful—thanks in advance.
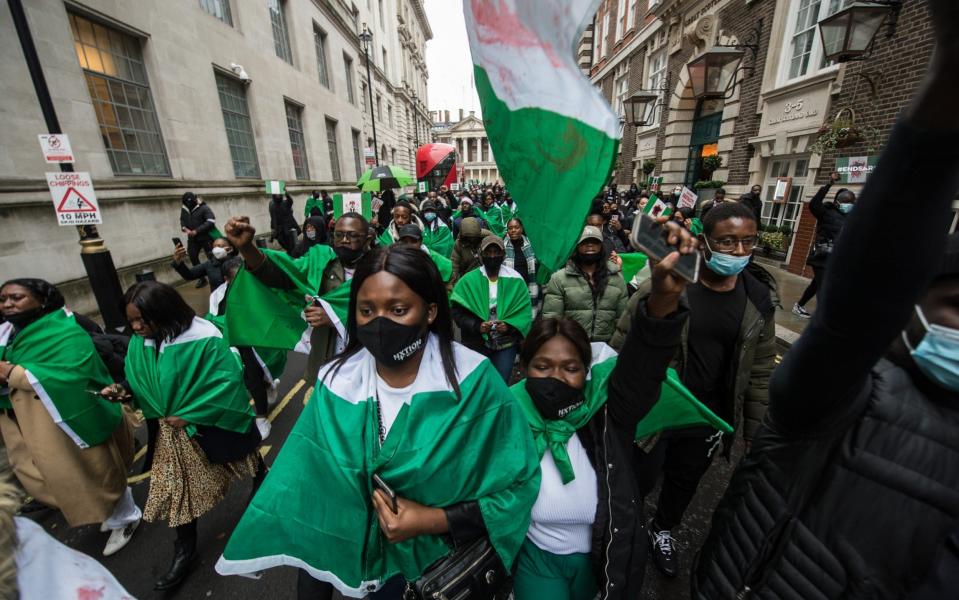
[22,348,751,600]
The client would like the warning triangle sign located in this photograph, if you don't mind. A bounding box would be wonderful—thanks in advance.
[57,187,97,213]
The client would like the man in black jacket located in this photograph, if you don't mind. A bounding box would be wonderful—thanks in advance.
[179,192,217,288]
[694,8,959,597]
[738,184,763,222]
[269,193,301,254]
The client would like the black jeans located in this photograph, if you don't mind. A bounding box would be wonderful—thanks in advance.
[187,238,213,267]
[797,265,826,308]
[633,429,723,531]
[296,571,406,599]
[238,346,269,415]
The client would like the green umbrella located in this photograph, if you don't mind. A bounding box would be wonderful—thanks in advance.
[356,165,415,192]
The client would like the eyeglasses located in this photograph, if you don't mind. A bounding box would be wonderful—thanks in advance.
[708,236,758,252]
[332,231,365,242]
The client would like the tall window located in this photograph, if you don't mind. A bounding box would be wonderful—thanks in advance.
[361,82,367,112]
[344,55,355,104]
[376,94,382,121]
[70,13,170,176]
[388,104,393,127]
[601,11,610,58]
[382,48,388,78]
[761,158,809,232]
[784,0,852,81]
[378,0,385,27]
[326,119,341,181]
[314,26,330,88]
[351,128,363,178]
[613,64,629,117]
[615,0,626,40]
[645,48,667,126]
[350,4,360,33]
[285,101,309,180]
[200,0,232,25]
[268,0,293,64]
[215,72,260,177]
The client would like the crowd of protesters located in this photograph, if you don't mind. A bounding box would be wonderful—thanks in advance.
[3,13,959,597]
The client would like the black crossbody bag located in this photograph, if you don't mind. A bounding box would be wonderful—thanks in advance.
[404,536,509,600]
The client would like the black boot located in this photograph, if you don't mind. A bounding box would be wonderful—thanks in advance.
[155,531,197,590]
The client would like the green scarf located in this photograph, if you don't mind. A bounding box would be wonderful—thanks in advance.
[0,309,120,448]
[225,245,350,350]
[125,317,255,436]
[449,266,533,337]
[217,337,541,595]
[512,345,731,483]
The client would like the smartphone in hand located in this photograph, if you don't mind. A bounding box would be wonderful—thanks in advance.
[629,213,700,283]
[172,237,184,248]
[372,473,398,514]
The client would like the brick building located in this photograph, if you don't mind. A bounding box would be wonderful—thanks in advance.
[587,0,959,277]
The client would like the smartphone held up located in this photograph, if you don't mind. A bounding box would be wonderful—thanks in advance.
[629,212,700,283]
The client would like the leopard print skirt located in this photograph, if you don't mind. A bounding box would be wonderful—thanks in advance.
[143,421,259,527]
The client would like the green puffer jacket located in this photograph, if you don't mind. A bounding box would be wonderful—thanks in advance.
[541,260,628,342]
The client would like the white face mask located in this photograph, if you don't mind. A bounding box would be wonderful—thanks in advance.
[211,246,230,260]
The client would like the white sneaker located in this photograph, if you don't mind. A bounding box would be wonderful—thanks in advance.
[256,417,272,441]
[792,303,811,319]
[103,519,139,556]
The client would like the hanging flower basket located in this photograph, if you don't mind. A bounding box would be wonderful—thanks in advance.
[809,108,881,155]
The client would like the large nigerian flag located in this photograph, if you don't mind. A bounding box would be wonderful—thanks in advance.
[464,0,620,272]
[217,336,541,597]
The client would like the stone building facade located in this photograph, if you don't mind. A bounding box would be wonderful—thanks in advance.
[587,0,958,277]
[0,0,430,313]
[430,109,500,185]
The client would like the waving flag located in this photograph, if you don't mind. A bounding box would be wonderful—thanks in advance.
[464,0,620,272]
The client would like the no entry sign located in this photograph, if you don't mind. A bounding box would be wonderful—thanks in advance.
[45,172,102,226]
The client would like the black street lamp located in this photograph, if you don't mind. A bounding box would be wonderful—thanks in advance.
[623,74,670,126]
[818,1,901,63]
[686,21,762,100]
[359,25,378,166]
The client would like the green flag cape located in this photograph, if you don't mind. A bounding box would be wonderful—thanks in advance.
[619,252,649,283]
[449,266,533,337]
[216,337,542,596]
[206,284,287,383]
[465,0,620,273]
[427,247,452,283]
[476,205,505,238]
[512,343,731,482]
[376,228,393,247]
[125,317,255,437]
[225,245,350,352]
[422,223,454,258]
[0,309,120,448]
[304,196,322,218]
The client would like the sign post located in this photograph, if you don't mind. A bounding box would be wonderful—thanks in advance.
[46,172,102,225]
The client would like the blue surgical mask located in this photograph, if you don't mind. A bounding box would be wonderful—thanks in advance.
[837,202,854,214]
[424,212,436,223]
[704,239,750,276]
[902,305,959,391]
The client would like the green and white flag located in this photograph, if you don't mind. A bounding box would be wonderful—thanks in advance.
[464,0,620,272]
[0,309,120,448]
[125,317,255,437]
[643,193,671,218]
[511,342,731,484]
[265,180,285,195]
[206,283,288,384]
[225,245,351,354]
[334,192,373,220]
[216,337,541,597]
[422,222,454,258]
[450,265,533,337]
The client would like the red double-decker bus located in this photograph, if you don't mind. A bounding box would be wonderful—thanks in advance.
[416,143,458,191]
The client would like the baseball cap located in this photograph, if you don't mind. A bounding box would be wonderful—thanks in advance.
[397,224,422,240]
[480,235,505,252]
[578,225,604,244]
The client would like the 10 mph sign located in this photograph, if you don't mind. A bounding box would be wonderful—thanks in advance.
[46,172,102,226]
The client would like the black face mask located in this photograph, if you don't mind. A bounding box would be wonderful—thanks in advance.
[356,316,429,367]
[183,199,197,210]
[482,255,504,276]
[525,377,585,420]
[462,207,473,217]
[4,307,46,330]
[577,251,603,265]
[334,245,365,266]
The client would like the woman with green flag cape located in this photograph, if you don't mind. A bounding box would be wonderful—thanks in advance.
[510,224,730,600]
[0,279,141,557]
[450,235,532,382]
[107,281,267,591]
[217,245,541,599]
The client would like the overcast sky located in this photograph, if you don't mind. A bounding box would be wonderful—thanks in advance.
[424,0,481,120]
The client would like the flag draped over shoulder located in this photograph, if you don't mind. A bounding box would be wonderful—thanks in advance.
[125,317,255,437]
[464,0,620,273]
[426,248,453,282]
[0,310,119,448]
[206,284,287,383]
[619,252,649,283]
[512,342,731,467]
[450,265,533,336]
[225,245,350,352]
[217,337,541,597]
[423,223,454,258]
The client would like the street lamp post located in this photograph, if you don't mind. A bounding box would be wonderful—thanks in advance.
[8,0,126,331]
[359,25,378,166]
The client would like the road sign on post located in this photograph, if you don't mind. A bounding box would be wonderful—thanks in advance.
[38,133,75,163]
[45,172,102,225]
